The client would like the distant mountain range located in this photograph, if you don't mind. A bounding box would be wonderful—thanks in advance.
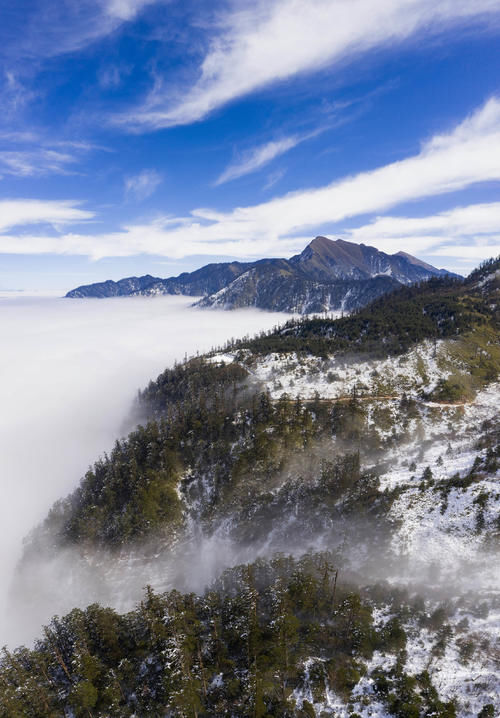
[66,236,458,313]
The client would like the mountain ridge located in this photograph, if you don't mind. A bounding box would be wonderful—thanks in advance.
[66,237,458,313]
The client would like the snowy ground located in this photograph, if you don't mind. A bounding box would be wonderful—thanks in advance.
[221,340,500,717]
[14,336,499,714]
[348,599,500,718]
[248,339,447,400]
[377,384,500,582]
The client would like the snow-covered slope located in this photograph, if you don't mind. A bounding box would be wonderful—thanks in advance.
[6,261,500,716]
[199,341,500,717]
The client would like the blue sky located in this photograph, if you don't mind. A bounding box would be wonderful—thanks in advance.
[1,0,500,290]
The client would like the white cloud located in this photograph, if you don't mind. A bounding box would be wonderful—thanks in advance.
[348,202,500,243]
[0,131,40,143]
[263,168,286,191]
[124,169,162,200]
[2,98,500,266]
[343,202,500,260]
[106,0,154,21]
[215,135,305,185]
[118,0,500,129]
[0,295,289,646]
[1,71,38,116]
[3,0,162,63]
[0,138,108,178]
[0,149,77,177]
[0,199,94,233]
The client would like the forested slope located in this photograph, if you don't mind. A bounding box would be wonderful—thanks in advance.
[1,553,465,718]
[235,261,500,358]
[3,258,500,718]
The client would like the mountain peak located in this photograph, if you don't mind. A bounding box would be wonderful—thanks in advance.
[293,236,392,282]
[308,235,334,248]
[298,236,364,264]
[306,236,359,253]
[295,236,458,283]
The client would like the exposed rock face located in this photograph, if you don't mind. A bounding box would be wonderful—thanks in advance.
[196,263,400,313]
[290,237,451,283]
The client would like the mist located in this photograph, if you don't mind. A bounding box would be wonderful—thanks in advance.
[0,294,290,647]
[2,294,497,660]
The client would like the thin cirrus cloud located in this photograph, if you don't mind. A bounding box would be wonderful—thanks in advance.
[263,168,286,191]
[0,0,162,63]
[0,139,108,178]
[116,0,500,130]
[124,169,162,200]
[2,97,500,266]
[0,149,78,178]
[98,64,128,89]
[1,72,37,115]
[214,134,309,186]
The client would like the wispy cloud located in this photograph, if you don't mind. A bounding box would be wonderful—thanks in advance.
[263,168,286,191]
[0,150,77,178]
[2,97,500,268]
[1,72,38,116]
[1,1,163,63]
[124,169,162,200]
[0,199,93,234]
[0,139,108,178]
[343,202,500,258]
[98,64,128,89]
[116,0,500,130]
[215,133,314,185]
[106,0,156,22]
[0,131,40,143]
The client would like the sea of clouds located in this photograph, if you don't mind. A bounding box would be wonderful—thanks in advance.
[0,293,290,646]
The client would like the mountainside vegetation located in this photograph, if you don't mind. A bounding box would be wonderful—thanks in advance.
[1,553,464,718]
[5,257,500,717]
[233,261,500,359]
[32,364,390,551]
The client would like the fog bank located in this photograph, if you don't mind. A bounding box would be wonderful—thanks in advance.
[0,294,289,646]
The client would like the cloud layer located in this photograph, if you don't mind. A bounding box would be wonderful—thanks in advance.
[0,295,290,647]
[118,0,500,129]
[2,98,500,269]
[346,202,500,261]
